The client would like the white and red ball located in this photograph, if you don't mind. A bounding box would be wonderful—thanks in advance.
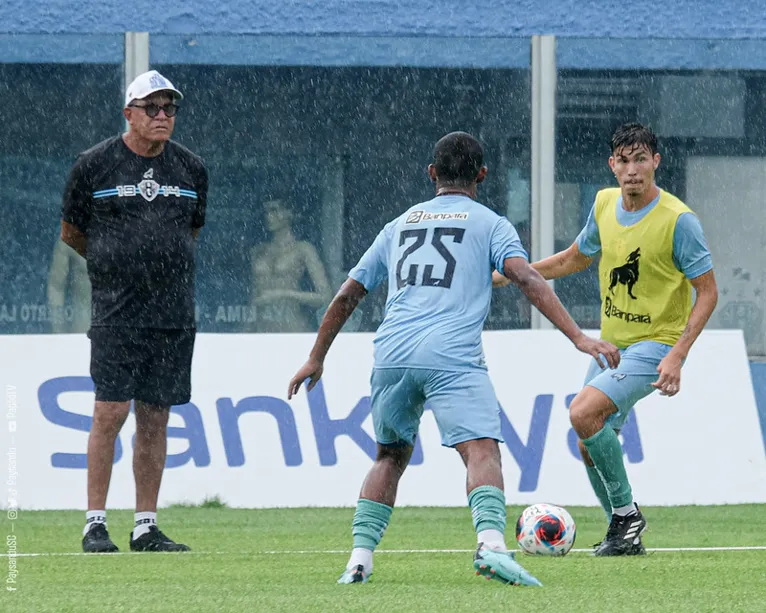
[515,503,576,556]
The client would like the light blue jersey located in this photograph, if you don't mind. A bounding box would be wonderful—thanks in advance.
[349,194,527,372]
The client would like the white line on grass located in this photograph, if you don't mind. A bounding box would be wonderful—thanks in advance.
[266,546,766,554]
[3,545,766,558]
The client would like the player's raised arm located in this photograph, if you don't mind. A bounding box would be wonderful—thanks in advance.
[492,234,594,288]
[544,199,603,280]
[503,256,620,369]
[532,242,593,280]
[287,278,368,398]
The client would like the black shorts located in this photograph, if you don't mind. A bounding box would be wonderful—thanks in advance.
[89,327,196,407]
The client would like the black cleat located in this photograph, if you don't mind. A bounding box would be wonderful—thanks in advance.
[594,504,647,556]
[129,526,190,552]
[629,538,647,556]
[592,538,646,555]
[594,509,647,557]
[82,523,119,553]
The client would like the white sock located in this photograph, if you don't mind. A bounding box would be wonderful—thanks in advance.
[84,510,107,536]
[477,529,508,552]
[347,547,373,572]
[133,512,157,539]
[613,503,637,517]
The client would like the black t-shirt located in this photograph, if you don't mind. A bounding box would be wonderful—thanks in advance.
[61,135,208,329]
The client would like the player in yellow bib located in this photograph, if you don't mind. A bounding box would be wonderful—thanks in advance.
[494,123,718,555]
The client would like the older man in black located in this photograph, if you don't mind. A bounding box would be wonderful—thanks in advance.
[61,70,208,553]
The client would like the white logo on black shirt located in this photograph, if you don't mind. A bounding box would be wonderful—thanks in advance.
[109,170,182,202]
[138,179,161,202]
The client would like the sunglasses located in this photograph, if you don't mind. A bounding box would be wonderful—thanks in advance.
[129,102,179,118]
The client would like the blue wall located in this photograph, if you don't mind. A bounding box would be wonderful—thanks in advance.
[3,0,766,37]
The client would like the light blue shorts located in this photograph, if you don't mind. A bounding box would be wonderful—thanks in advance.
[370,367,503,448]
[584,340,673,430]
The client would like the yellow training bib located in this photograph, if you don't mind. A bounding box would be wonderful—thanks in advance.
[595,187,692,348]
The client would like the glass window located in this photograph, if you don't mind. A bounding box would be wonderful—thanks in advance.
[555,38,766,354]
[0,35,124,334]
[152,35,532,332]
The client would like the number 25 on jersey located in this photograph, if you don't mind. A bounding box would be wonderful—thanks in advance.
[396,227,465,290]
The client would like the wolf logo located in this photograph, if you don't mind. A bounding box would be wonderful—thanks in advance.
[609,247,640,299]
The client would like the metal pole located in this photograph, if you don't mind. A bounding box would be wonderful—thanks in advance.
[123,32,150,130]
[530,35,557,329]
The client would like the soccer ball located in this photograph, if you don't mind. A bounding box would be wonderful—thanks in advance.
[515,503,576,556]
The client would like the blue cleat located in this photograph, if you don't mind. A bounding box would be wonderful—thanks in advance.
[473,544,543,586]
[337,564,371,584]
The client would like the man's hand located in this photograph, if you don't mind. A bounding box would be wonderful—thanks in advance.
[288,358,324,399]
[652,353,683,396]
[573,334,621,370]
[492,270,511,288]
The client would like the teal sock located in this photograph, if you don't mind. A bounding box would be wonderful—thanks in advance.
[585,464,613,520]
[581,427,633,508]
[467,485,507,534]
[352,499,393,551]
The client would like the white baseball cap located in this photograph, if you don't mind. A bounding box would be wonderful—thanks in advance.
[125,70,183,107]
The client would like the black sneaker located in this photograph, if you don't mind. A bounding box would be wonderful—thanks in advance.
[594,509,647,557]
[129,526,190,552]
[82,523,119,553]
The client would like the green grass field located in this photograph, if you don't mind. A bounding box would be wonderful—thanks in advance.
[3,504,766,612]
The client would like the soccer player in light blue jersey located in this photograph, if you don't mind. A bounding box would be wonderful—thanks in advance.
[494,123,718,556]
[288,132,619,586]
